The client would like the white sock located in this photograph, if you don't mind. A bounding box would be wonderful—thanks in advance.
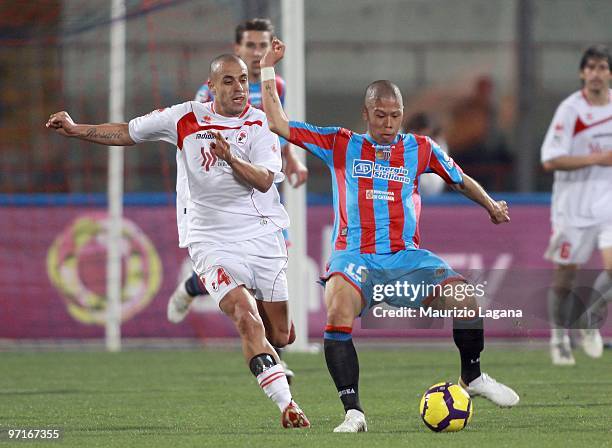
[550,328,567,343]
[256,364,292,411]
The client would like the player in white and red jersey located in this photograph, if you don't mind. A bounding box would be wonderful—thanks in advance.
[541,44,612,365]
[168,17,306,320]
[46,54,310,428]
[167,18,305,383]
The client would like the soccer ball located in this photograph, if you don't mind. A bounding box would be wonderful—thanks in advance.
[419,382,473,432]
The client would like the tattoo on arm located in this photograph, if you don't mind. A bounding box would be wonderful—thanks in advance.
[86,128,124,140]
[264,84,277,103]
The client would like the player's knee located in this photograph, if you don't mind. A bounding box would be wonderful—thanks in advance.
[268,328,290,348]
[232,304,265,340]
[287,321,296,345]
[552,265,577,292]
[326,304,353,326]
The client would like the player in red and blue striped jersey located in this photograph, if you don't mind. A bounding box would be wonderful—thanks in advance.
[261,38,519,432]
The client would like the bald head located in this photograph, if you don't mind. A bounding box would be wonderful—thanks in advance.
[208,53,249,117]
[209,54,247,81]
[364,80,403,107]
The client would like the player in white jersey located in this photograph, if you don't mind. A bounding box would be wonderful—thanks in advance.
[541,44,612,366]
[46,54,310,428]
[167,18,304,383]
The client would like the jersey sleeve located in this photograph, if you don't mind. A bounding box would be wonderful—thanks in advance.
[194,83,212,103]
[250,118,285,183]
[128,104,185,145]
[541,102,576,163]
[287,121,341,166]
[425,137,464,184]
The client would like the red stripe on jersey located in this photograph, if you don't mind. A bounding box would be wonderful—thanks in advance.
[177,112,199,150]
[176,112,262,150]
[333,130,351,250]
[290,127,336,150]
[411,136,430,247]
[414,135,430,177]
[358,140,376,253]
[418,135,454,184]
[238,104,251,118]
[573,114,612,136]
[387,139,406,252]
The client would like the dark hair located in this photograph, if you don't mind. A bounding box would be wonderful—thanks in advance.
[404,112,431,134]
[235,18,274,44]
[579,44,611,70]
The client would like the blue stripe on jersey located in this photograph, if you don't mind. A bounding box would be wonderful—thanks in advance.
[402,135,419,246]
[344,135,362,251]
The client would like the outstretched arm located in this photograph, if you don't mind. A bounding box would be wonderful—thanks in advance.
[260,38,290,140]
[46,111,135,146]
[451,174,510,225]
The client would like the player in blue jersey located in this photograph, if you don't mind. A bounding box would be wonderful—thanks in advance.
[167,18,306,383]
[260,38,519,432]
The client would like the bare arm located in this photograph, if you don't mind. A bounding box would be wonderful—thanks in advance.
[450,174,510,224]
[210,132,274,193]
[260,38,290,140]
[542,152,612,171]
[46,111,135,146]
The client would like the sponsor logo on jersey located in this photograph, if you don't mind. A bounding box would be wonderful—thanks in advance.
[352,159,374,177]
[365,189,395,201]
[201,148,217,171]
[352,159,411,183]
[373,164,410,183]
[236,130,248,146]
[196,132,215,140]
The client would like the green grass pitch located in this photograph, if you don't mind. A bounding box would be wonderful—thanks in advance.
[1,347,611,447]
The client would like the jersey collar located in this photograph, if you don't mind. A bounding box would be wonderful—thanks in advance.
[364,132,402,147]
[210,102,250,119]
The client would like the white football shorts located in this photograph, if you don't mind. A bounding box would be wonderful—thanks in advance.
[544,223,612,265]
[188,230,288,305]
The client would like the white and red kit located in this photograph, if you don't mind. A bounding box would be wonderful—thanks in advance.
[541,89,612,263]
[129,101,290,302]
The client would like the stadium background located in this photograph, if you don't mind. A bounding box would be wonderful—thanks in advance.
[1,0,612,344]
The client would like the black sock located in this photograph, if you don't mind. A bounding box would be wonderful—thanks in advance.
[185,271,207,297]
[453,318,484,385]
[324,326,363,413]
[249,353,277,376]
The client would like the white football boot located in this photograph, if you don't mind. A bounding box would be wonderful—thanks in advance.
[550,335,576,366]
[167,280,195,323]
[460,373,520,407]
[333,409,368,433]
[580,329,603,358]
